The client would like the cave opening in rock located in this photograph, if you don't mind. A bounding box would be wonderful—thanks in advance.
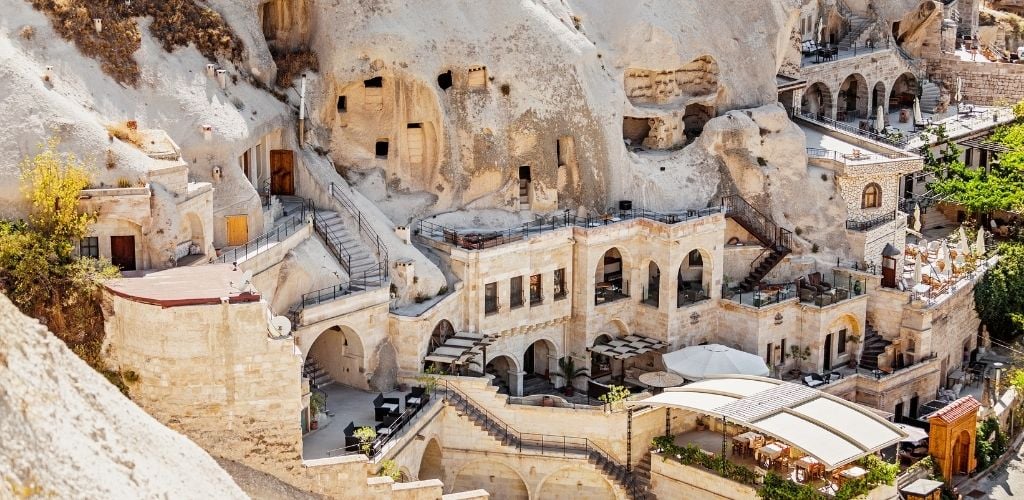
[364,76,383,88]
[375,140,389,158]
[622,117,651,146]
[261,1,279,42]
[437,70,453,90]
[336,95,346,112]
[682,104,715,142]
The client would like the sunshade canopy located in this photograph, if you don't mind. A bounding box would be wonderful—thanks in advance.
[589,335,667,360]
[627,375,907,470]
[424,331,497,365]
[662,344,770,380]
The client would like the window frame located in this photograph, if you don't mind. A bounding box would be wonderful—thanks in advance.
[80,236,99,259]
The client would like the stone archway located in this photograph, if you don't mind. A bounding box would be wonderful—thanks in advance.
[306,325,366,389]
[889,72,919,113]
[418,438,443,481]
[451,460,529,499]
[424,319,455,371]
[838,73,869,121]
[485,355,519,395]
[872,81,887,116]
[524,338,556,379]
[802,82,833,119]
[537,465,616,499]
[678,248,712,308]
[644,260,661,307]
[595,247,630,304]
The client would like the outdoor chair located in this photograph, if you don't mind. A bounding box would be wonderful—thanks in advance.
[802,373,825,388]
[825,371,843,383]
[376,414,399,436]
[344,421,360,450]
[373,393,400,421]
[807,272,832,293]
[406,386,428,409]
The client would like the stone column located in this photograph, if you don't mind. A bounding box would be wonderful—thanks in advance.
[510,370,525,397]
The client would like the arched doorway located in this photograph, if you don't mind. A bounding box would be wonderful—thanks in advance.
[524,339,555,378]
[952,430,972,474]
[452,461,528,500]
[595,247,629,304]
[872,82,886,116]
[182,212,206,262]
[802,82,833,118]
[485,355,518,395]
[590,334,614,378]
[418,438,443,481]
[644,261,661,307]
[838,73,869,121]
[306,325,365,389]
[678,249,712,308]
[424,319,455,371]
[889,73,919,114]
[683,103,715,142]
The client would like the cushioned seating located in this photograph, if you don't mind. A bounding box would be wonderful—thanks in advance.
[802,374,825,388]
[373,393,400,422]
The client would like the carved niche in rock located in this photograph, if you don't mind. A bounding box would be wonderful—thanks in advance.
[624,56,719,106]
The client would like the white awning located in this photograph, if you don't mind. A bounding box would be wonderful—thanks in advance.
[627,375,907,470]
[662,344,770,380]
[589,335,667,360]
[424,331,497,365]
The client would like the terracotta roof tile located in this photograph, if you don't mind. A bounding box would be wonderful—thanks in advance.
[928,396,980,424]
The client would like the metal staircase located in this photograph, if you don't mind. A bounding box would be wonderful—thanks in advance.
[722,195,794,293]
[441,382,648,499]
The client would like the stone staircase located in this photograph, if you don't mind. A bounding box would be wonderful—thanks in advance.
[920,80,941,114]
[838,14,872,52]
[633,452,655,499]
[443,384,647,499]
[313,210,384,286]
[519,179,531,212]
[723,195,793,293]
[858,322,891,372]
[303,355,335,390]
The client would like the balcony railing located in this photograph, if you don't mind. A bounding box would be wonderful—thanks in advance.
[846,211,897,231]
[214,210,308,264]
[417,206,723,251]
[797,272,868,307]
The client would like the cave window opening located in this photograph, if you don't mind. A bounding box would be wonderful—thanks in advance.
[683,104,715,142]
[407,123,422,129]
[437,70,453,90]
[375,140,389,158]
[519,166,532,181]
[364,76,383,88]
[336,95,347,112]
[467,66,487,89]
[622,117,652,148]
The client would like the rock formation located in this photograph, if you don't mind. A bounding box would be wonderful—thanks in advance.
[0,293,246,499]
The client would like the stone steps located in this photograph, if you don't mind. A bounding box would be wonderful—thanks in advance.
[920,81,941,114]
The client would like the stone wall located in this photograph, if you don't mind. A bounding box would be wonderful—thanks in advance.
[650,453,757,500]
[927,58,1024,106]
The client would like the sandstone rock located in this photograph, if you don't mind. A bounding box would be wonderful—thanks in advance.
[0,293,247,499]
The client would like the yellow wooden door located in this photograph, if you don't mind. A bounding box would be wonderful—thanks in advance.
[226,215,248,246]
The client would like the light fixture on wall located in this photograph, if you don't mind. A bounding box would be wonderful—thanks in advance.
[774,313,784,325]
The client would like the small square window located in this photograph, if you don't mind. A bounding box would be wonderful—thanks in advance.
[337,95,347,112]
[375,140,389,158]
[407,123,422,129]
[80,236,99,259]
[363,76,383,88]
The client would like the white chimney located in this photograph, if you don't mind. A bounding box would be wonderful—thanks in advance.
[216,69,228,89]
[395,226,411,245]
[43,65,53,82]
[205,64,217,77]
[201,124,213,141]
[93,19,102,33]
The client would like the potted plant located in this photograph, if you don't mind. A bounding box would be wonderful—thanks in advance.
[555,355,589,396]
[789,345,811,376]
[599,384,631,411]
[354,426,377,455]
[309,391,326,431]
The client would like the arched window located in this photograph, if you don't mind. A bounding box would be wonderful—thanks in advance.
[862,183,881,209]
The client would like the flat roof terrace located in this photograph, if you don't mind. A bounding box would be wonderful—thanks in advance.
[104,264,260,307]
[416,207,724,251]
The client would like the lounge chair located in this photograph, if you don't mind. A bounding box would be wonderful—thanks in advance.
[802,374,825,388]
[373,393,400,422]
[406,386,428,409]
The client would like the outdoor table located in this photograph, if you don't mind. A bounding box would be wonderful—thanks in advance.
[794,456,824,483]
[836,466,867,487]
[756,442,787,468]
[732,431,762,457]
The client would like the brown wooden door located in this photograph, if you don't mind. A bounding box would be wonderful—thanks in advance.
[270,149,294,195]
[226,215,249,246]
[110,236,136,271]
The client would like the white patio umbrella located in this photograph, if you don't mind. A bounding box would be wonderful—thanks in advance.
[942,243,954,276]
[913,97,923,125]
[958,227,971,258]
[875,105,885,133]
[913,203,922,232]
[817,18,824,45]
[955,77,963,112]
[895,423,929,443]
[913,253,923,284]
[662,344,770,381]
[975,229,986,257]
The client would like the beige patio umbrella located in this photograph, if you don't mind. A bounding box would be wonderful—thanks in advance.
[955,77,963,107]
[875,105,886,133]
[975,228,986,257]
[638,371,685,389]
[913,253,923,284]
[942,243,953,276]
[912,203,922,232]
[913,97,923,125]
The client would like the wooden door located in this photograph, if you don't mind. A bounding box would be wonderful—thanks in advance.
[824,333,833,370]
[110,236,136,271]
[270,149,294,195]
[226,215,249,246]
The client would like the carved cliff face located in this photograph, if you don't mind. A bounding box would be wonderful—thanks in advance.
[304,0,802,220]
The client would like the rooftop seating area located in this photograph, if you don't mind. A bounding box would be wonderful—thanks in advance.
[796,271,867,308]
[417,207,723,251]
[800,40,892,67]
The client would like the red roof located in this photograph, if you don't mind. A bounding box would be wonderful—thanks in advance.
[928,396,981,424]
[104,264,261,308]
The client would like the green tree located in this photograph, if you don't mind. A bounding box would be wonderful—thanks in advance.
[974,243,1024,339]
[0,138,122,387]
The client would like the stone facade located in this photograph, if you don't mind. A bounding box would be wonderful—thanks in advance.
[926,58,1024,106]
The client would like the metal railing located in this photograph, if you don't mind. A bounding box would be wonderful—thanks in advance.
[835,258,880,275]
[721,195,793,252]
[417,206,723,251]
[312,205,354,273]
[328,182,389,276]
[801,38,891,66]
[796,112,914,149]
[726,283,798,308]
[299,264,387,309]
[214,209,308,264]
[796,272,869,308]
[806,148,907,164]
[326,389,437,458]
[438,381,641,498]
[846,211,898,231]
